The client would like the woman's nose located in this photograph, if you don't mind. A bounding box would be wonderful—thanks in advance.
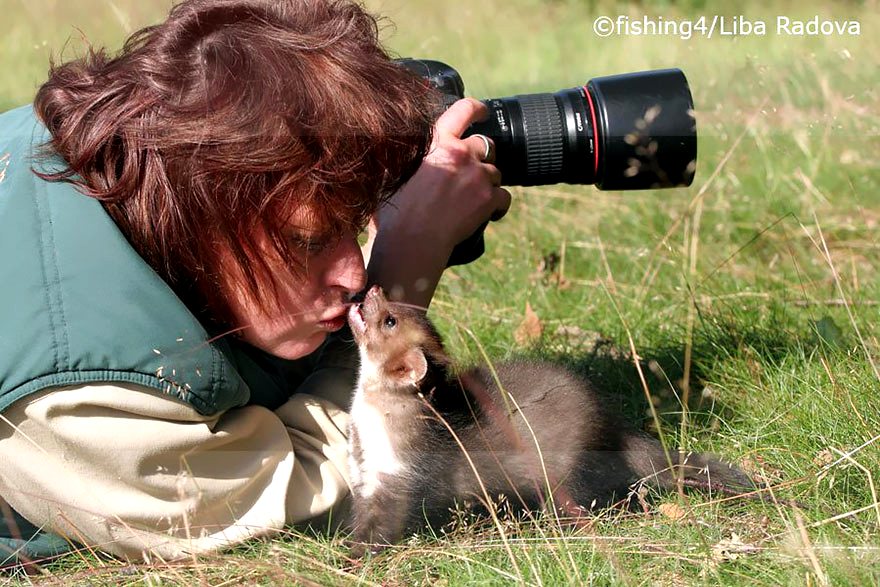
[324,235,367,295]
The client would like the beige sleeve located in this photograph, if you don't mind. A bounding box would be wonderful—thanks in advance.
[0,382,351,562]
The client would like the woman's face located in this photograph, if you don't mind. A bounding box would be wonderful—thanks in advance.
[223,208,367,360]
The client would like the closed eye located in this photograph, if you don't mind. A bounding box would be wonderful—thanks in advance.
[289,236,330,255]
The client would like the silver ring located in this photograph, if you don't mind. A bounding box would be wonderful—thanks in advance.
[473,134,492,162]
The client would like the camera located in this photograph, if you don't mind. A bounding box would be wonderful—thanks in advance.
[395,58,697,264]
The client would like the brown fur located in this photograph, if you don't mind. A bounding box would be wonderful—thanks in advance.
[346,286,753,556]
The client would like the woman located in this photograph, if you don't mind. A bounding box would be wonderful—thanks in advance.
[0,0,509,562]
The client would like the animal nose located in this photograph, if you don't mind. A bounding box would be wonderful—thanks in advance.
[349,284,382,304]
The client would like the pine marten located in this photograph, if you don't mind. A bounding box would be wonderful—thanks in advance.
[346,285,753,556]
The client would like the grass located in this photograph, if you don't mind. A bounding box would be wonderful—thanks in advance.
[3,0,880,584]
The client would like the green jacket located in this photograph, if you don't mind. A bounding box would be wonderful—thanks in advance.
[0,104,255,415]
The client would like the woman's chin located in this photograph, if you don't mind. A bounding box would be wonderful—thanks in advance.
[266,331,328,360]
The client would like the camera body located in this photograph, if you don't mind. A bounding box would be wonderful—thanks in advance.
[395,58,697,264]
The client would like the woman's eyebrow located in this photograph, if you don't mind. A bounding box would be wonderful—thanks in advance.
[284,227,337,243]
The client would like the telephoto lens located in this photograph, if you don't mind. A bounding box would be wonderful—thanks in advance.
[393,58,698,265]
[466,69,697,189]
[395,58,697,190]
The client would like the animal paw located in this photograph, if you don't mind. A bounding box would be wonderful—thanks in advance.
[347,539,389,559]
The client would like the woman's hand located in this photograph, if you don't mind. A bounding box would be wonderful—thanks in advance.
[364,98,512,309]
[383,98,512,250]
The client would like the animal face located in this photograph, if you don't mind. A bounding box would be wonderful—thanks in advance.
[348,286,433,388]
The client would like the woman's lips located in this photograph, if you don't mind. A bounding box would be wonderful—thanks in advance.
[318,317,346,331]
[318,309,349,331]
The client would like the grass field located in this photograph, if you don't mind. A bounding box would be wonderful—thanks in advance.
[3,0,880,584]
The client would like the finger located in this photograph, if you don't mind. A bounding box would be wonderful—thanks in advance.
[490,187,512,222]
[466,134,495,163]
[435,98,488,138]
[483,163,502,187]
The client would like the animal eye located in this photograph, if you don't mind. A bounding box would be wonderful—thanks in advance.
[383,315,397,328]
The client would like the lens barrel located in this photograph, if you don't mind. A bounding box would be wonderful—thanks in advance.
[466,68,697,190]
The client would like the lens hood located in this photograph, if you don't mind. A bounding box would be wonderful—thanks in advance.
[587,68,696,190]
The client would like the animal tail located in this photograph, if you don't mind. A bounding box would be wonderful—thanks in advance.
[622,432,755,496]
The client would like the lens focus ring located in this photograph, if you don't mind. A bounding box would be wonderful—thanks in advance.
[518,94,564,179]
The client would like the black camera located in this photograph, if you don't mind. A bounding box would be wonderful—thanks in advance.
[395,59,697,264]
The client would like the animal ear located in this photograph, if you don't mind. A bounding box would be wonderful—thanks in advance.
[387,348,428,386]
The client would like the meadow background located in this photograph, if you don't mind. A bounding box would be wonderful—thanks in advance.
[3,0,879,584]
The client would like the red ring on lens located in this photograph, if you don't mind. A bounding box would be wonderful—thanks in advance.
[583,85,600,178]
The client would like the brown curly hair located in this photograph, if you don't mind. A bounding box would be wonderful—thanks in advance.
[33,0,437,330]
